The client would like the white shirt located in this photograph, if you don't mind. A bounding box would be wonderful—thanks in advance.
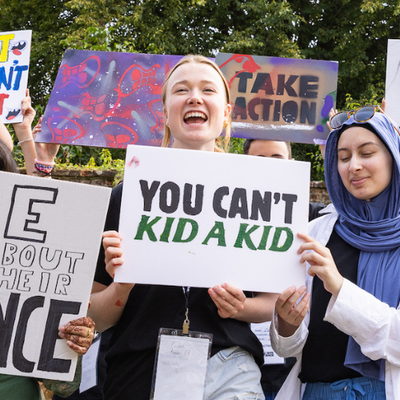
[270,205,400,400]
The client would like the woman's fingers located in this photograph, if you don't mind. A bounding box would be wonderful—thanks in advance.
[59,317,95,355]
[208,283,246,318]
[103,231,124,278]
[275,286,310,327]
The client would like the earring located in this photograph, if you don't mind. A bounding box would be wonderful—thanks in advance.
[223,121,228,129]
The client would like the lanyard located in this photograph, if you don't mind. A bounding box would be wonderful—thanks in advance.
[182,287,190,334]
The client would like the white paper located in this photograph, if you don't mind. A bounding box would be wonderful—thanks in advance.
[251,322,284,365]
[116,145,309,293]
[79,336,100,393]
[0,171,111,381]
[153,335,209,400]
[0,30,32,123]
[385,39,400,126]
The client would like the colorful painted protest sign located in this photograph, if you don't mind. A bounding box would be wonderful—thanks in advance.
[0,172,111,381]
[216,53,338,144]
[115,146,309,293]
[35,50,183,149]
[385,39,400,127]
[0,30,31,124]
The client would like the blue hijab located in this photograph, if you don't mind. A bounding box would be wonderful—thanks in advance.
[324,112,400,381]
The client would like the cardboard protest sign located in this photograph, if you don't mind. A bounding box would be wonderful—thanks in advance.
[385,39,400,126]
[0,30,31,124]
[0,172,111,381]
[216,53,338,144]
[35,50,183,149]
[115,146,309,293]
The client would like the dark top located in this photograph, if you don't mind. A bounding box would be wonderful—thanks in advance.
[260,201,327,393]
[95,183,264,400]
[299,227,362,383]
[308,202,326,221]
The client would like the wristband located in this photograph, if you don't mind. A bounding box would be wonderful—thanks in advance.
[34,159,55,175]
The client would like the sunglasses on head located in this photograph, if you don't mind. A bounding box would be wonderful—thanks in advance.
[329,105,400,135]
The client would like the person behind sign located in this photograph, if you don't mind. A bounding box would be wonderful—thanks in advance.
[243,139,327,221]
[0,101,95,400]
[90,55,278,400]
[0,90,58,176]
[243,138,326,400]
[270,106,400,399]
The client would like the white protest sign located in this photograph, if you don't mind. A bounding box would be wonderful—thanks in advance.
[0,30,31,123]
[0,171,111,381]
[115,146,309,293]
[385,39,400,126]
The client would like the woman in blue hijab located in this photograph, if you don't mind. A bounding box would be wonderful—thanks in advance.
[271,108,400,400]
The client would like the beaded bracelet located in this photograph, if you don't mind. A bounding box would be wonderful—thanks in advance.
[34,159,55,175]
[17,137,33,146]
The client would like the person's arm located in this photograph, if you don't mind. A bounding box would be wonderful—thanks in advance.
[88,230,135,332]
[42,317,95,397]
[90,281,134,332]
[208,283,278,323]
[325,279,400,366]
[33,115,60,175]
[273,231,341,337]
[270,284,311,357]
[274,285,310,337]
[270,303,310,359]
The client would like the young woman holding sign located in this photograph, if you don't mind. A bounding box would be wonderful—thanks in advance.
[271,108,400,399]
[90,55,277,400]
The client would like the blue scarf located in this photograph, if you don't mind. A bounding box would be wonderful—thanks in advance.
[324,112,400,381]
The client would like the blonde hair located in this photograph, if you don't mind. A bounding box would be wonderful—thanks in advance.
[161,55,231,152]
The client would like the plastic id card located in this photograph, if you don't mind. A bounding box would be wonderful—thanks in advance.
[150,328,213,400]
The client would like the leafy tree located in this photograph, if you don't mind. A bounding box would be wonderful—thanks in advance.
[1,0,398,178]
[1,0,397,108]
[289,0,400,107]
[0,0,78,105]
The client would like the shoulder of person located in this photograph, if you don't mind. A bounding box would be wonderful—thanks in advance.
[308,202,328,221]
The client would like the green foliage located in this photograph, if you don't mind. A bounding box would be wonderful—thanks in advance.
[228,137,246,154]
[0,0,78,105]
[60,26,136,53]
[343,93,382,111]
[2,0,397,182]
[292,143,325,182]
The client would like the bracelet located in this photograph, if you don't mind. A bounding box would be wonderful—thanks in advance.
[34,161,54,175]
[17,138,33,146]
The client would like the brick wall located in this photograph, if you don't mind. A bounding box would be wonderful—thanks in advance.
[310,181,330,205]
[51,168,119,187]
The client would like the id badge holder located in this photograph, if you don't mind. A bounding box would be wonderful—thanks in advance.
[150,327,213,400]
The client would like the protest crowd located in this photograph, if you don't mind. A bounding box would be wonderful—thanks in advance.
[0,30,399,400]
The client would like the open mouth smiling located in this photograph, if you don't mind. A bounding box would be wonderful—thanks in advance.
[184,111,207,124]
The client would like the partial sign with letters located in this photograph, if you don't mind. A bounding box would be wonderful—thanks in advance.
[0,172,111,381]
[216,53,338,144]
[0,30,31,124]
